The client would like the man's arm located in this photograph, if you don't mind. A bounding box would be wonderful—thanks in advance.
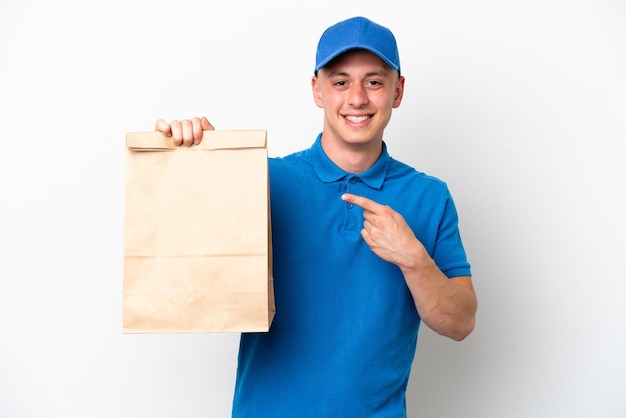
[341,193,477,341]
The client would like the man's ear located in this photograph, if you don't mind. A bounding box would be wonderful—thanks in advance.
[393,75,405,109]
[311,76,324,108]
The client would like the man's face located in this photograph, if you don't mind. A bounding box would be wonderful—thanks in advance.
[312,49,404,151]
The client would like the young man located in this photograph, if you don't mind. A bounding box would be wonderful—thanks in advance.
[156,16,477,417]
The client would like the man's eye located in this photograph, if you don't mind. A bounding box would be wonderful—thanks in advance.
[335,81,347,87]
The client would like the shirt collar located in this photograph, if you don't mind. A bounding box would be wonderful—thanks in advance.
[311,133,390,190]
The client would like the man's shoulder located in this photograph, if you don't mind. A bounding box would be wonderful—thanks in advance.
[269,147,312,171]
[387,157,448,189]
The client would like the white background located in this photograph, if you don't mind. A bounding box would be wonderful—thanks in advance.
[1,0,625,417]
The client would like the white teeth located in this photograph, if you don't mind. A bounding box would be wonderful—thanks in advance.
[345,115,369,123]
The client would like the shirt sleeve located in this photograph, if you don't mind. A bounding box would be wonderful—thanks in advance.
[432,187,472,278]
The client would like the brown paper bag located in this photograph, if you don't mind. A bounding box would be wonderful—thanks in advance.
[123,130,274,333]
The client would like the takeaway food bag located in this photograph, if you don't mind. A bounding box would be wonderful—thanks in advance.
[123,130,274,333]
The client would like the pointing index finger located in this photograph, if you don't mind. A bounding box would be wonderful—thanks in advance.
[341,193,382,213]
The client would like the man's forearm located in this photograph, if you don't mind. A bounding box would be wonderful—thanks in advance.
[401,258,477,341]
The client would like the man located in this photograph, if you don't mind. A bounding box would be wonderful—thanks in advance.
[156,16,477,417]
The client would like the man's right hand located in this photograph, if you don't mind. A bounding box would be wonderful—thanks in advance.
[155,116,215,147]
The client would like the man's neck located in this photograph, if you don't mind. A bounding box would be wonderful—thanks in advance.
[320,135,383,174]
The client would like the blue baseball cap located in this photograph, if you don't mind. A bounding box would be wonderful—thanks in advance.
[314,16,401,75]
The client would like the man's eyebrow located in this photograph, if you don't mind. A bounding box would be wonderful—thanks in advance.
[325,69,390,78]
[324,69,348,78]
